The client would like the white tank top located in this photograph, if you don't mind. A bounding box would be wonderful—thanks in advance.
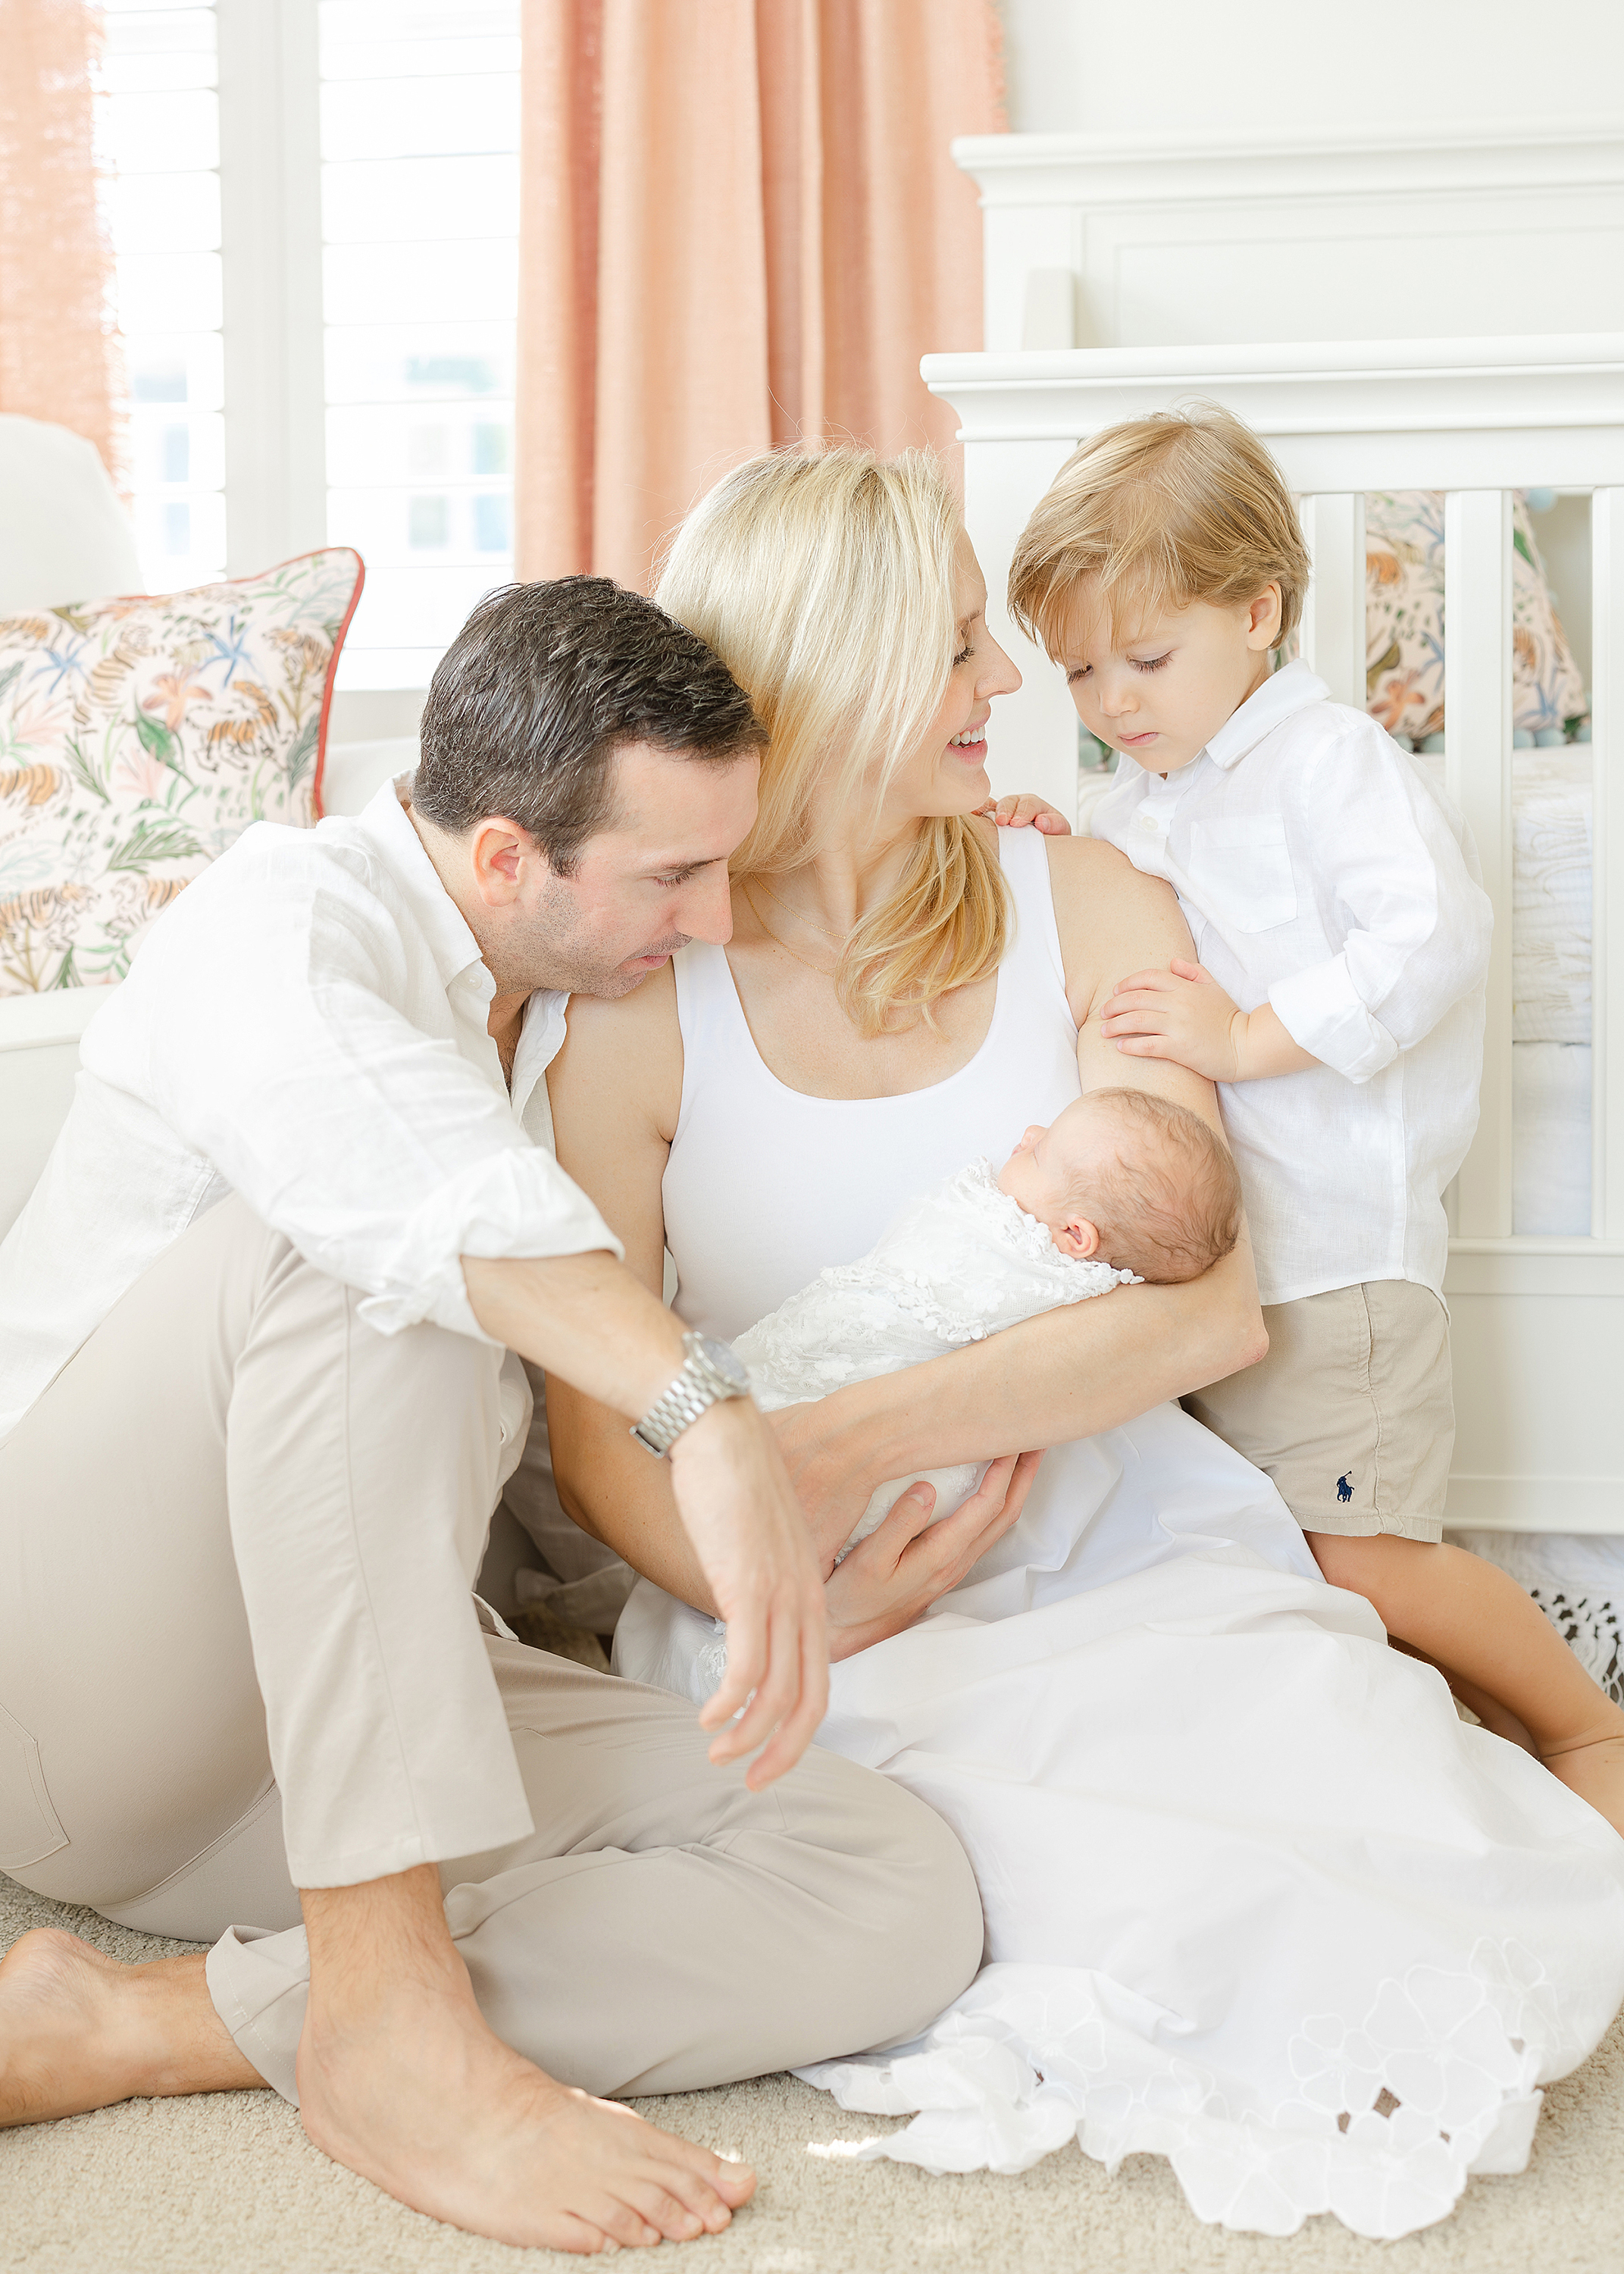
[663,828,1082,1339]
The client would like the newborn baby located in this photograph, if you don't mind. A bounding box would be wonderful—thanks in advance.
[738,1085,1241,1555]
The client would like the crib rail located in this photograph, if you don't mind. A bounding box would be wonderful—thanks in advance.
[924,334,1624,1254]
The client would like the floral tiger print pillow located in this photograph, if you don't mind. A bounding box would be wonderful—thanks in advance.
[0,547,363,996]
[1362,492,1587,745]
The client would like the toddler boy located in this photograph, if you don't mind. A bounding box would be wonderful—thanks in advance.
[1008,406,1624,1831]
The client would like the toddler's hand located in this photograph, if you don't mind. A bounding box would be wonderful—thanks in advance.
[980,793,1071,834]
[1100,957,1248,1082]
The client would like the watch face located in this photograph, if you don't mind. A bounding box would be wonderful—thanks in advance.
[691,1333,750,1395]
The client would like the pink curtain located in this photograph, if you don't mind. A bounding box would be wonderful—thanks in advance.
[0,0,122,477]
[517,0,1003,590]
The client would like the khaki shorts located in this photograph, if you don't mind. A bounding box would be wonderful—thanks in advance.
[1184,1279,1453,1543]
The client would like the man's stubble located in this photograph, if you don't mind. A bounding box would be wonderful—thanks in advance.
[491,869,690,1001]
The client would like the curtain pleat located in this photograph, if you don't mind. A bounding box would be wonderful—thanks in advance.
[0,0,123,478]
[515,0,604,581]
[517,0,1002,589]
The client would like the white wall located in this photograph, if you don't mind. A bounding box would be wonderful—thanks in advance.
[998,0,1621,134]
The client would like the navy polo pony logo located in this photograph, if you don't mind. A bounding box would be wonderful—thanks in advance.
[1336,1472,1354,1504]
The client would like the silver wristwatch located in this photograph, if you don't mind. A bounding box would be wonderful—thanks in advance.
[631,1332,753,1457]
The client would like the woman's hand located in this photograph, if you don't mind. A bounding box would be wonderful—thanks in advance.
[979,792,1071,833]
[821,1452,1044,1661]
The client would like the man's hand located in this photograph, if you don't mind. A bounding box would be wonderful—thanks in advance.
[979,793,1072,834]
[1100,957,1319,1082]
[464,1250,828,1787]
[666,1399,828,1788]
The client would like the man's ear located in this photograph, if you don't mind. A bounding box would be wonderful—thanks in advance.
[468,817,537,907]
[1246,582,1283,652]
[1052,1216,1101,1261]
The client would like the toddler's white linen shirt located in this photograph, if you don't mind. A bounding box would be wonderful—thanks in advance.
[0,776,620,1446]
[1090,661,1491,1307]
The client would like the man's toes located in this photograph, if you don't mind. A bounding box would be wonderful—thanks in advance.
[650,2156,741,2229]
[654,2136,755,2200]
[645,2163,733,2229]
[625,2181,706,2239]
[580,2192,662,2250]
[550,2214,611,2256]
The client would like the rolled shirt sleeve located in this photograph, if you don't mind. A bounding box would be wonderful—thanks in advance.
[1268,724,1493,1086]
[86,824,621,1340]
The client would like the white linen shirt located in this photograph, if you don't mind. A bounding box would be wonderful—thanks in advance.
[0,776,620,1446]
[1090,661,1491,1307]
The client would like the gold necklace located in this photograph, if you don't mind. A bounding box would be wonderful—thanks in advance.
[740,882,846,976]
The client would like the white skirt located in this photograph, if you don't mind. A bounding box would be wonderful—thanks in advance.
[615,1402,1624,2241]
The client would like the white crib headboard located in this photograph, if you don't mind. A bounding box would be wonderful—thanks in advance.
[951,119,1624,358]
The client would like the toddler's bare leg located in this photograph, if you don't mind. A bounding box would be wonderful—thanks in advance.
[1310,1533,1624,1836]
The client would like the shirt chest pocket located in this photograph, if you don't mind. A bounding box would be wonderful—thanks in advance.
[1185,816,1298,933]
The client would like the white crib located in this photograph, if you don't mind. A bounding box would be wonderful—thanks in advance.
[922,331,1624,1536]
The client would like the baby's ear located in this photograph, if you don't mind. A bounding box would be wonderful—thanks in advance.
[1052,1217,1100,1261]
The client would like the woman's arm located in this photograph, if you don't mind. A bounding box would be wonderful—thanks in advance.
[770,838,1267,1539]
[541,969,720,1605]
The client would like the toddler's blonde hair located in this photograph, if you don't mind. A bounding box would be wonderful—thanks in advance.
[656,444,1010,1038]
[1008,405,1310,656]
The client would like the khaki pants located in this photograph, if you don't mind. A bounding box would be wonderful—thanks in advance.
[0,1197,981,2102]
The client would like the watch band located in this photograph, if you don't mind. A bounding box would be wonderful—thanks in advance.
[631,1333,749,1458]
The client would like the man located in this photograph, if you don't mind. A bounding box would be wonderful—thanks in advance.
[0,580,982,2253]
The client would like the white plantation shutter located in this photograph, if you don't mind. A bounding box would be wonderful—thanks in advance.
[105,0,520,698]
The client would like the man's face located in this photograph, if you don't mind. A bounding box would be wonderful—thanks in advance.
[497,741,759,998]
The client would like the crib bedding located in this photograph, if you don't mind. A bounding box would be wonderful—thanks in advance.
[1513,1041,1590,1236]
[1412,746,1594,1046]
[1508,750,1592,1045]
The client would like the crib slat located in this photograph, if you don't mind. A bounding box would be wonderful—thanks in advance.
[1596,488,1624,1239]
[1298,493,1366,709]
[1445,490,1514,1240]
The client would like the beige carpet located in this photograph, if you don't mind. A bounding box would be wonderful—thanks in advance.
[4,1874,1622,2273]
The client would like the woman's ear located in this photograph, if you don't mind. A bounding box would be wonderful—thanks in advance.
[1052,1217,1101,1261]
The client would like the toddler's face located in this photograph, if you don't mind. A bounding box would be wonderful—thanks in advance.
[1056,583,1281,776]
[997,1101,1114,1261]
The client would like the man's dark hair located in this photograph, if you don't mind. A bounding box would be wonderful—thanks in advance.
[413,576,766,874]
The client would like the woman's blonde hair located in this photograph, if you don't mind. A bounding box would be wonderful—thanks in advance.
[656,444,1010,1037]
[1008,404,1311,656]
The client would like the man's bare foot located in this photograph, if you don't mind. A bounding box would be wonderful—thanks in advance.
[1544,1727,1624,1839]
[0,1928,258,2125]
[298,1987,756,2254]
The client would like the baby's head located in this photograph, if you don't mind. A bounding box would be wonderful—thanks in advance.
[997,1089,1241,1285]
[1007,407,1311,775]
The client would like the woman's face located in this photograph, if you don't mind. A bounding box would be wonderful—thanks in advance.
[882,532,1022,823]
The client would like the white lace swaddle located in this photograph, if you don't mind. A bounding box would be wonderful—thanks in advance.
[738,1157,1135,1555]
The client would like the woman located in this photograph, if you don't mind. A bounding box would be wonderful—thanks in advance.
[546,448,1624,2242]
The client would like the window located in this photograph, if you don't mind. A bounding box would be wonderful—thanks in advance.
[103,0,520,700]
[102,1,225,591]
[319,0,520,690]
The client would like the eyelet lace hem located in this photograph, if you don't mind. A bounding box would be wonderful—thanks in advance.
[796,1939,1570,2241]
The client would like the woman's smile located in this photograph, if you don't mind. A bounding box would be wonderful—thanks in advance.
[947,719,989,765]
